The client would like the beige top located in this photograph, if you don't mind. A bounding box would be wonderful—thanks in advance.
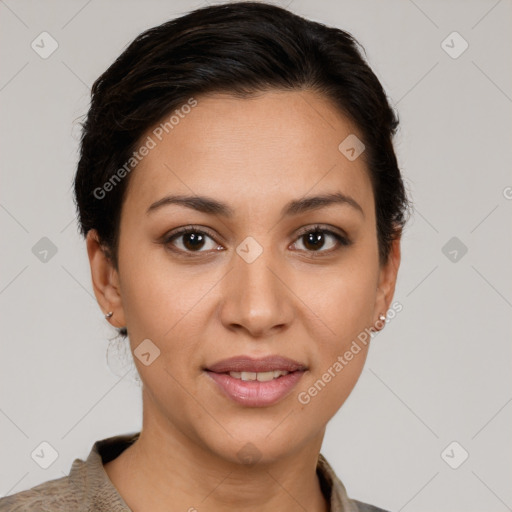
[0,432,390,512]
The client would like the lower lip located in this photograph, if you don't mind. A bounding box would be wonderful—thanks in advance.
[205,370,305,407]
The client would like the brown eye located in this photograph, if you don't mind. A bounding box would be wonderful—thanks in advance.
[164,227,221,254]
[292,225,350,254]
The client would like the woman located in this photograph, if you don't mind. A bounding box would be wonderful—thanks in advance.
[0,2,409,511]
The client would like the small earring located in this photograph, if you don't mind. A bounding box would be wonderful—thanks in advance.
[105,311,113,319]
[379,314,386,322]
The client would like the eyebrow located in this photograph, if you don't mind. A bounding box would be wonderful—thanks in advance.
[146,192,364,218]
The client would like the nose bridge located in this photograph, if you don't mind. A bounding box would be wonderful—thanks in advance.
[221,236,292,335]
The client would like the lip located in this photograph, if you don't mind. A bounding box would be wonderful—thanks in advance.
[204,355,308,407]
[205,369,306,407]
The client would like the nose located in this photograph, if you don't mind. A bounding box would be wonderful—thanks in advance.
[219,243,294,338]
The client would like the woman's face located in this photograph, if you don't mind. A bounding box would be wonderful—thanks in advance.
[90,89,400,464]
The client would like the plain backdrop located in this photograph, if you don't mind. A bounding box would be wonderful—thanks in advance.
[0,1,511,511]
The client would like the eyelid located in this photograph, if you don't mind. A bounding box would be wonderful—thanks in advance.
[294,223,348,240]
[167,225,218,239]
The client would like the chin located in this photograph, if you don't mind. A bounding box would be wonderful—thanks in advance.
[202,423,311,467]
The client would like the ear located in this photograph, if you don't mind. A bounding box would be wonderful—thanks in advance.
[86,229,126,328]
[373,236,401,330]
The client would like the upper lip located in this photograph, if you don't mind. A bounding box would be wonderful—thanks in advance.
[205,355,307,373]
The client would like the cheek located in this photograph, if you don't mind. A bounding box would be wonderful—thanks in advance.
[298,257,378,351]
[292,253,377,414]
[295,270,375,416]
[117,254,226,391]
[117,241,216,340]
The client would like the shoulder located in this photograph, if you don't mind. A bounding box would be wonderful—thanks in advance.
[352,498,392,512]
[0,433,138,512]
[316,453,392,512]
[0,472,82,512]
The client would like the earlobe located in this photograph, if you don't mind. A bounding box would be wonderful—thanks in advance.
[86,230,126,328]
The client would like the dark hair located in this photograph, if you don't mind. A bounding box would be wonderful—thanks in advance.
[74,1,410,338]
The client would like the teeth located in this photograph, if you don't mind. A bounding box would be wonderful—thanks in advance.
[228,370,290,381]
[256,371,275,382]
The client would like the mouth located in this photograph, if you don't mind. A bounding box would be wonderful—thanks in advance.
[204,355,308,407]
[205,354,308,374]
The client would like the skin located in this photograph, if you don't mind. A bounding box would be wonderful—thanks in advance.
[87,89,401,512]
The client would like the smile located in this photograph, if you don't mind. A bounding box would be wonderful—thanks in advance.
[204,354,308,407]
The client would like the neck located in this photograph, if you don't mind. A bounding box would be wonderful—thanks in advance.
[104,400,329,512]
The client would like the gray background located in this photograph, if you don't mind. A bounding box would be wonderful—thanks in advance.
[1,1,511,511]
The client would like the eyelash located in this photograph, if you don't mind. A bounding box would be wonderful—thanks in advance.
[161,224,351,258]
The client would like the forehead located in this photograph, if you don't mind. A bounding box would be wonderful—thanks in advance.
[123,90,374,219]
